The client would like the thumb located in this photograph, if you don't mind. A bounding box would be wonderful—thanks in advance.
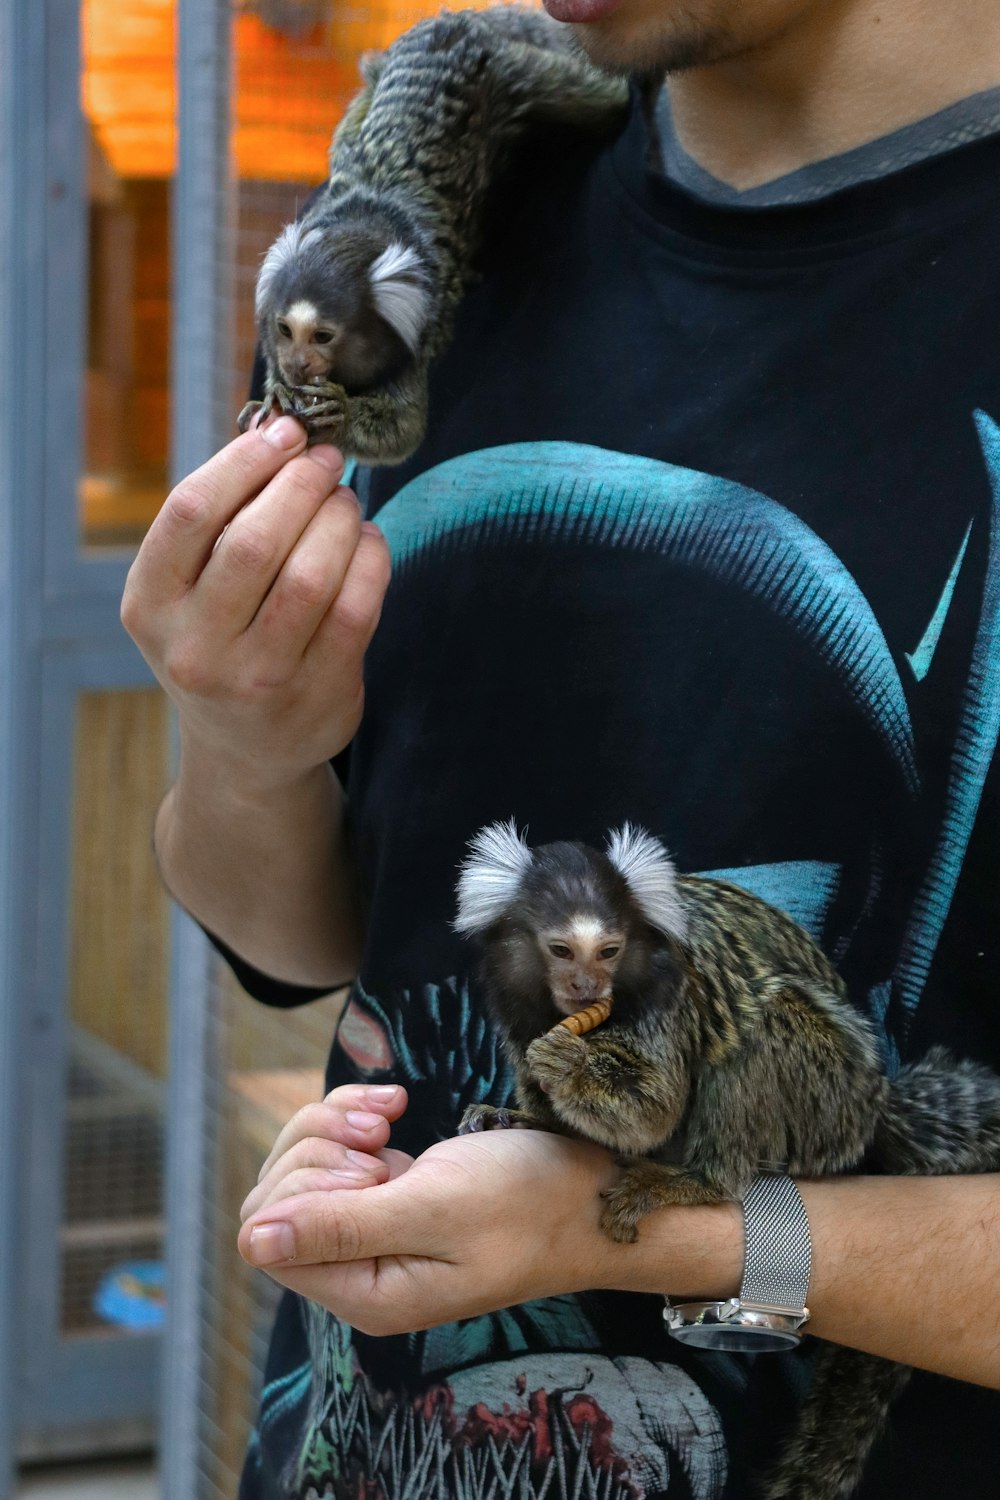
[238,1175,442,1270]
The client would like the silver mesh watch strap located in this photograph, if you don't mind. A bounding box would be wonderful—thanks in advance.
[663,1173,812,1351]
[740,1172,812,1313]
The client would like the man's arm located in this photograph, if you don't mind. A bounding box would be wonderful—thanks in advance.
[237,1101,1000,1388]
[121,414,391,987]
[156,757,359,988]
[794,1174,1000,1384]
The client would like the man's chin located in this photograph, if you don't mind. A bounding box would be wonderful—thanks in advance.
[560,4,743,78]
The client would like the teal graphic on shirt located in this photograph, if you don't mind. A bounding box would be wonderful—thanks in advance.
[243,419,1000,1500]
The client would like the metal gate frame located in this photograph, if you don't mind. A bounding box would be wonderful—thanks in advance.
[161,3,235,1497]
[1,0,172,1485]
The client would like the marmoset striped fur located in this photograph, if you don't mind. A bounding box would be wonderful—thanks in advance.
[239,5,627,462]
[455,820,1000,1500]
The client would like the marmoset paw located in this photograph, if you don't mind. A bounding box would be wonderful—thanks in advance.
[457,1103,538,1134]
[237,399,263,435]
[599,1164,661,1242]
[600,1161,724,1241]
[239,383,300,436]
[458,1103,506,1133]
[293,382,348,444]
[525,1027,587,1095]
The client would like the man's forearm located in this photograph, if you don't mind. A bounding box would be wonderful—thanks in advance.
[155,746,361,988]
[617,1174,1000,1388]
[799,1174,1000,1385]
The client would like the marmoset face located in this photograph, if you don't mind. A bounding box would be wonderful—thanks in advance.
[539,918,626,1013]
[272,300,341,386]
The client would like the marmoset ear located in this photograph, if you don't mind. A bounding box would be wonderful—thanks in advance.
[454,820,533,935]
[606,824,688,941]
[255,221,321,317]
[368,242,432,353]
[359,48,386,88]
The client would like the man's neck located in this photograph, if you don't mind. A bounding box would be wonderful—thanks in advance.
[667,0,1000,190]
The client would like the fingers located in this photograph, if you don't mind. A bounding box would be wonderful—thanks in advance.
[306,520,392,670]
[125,418,311,612]
[255,1083,408,1185]
[243,1145,414,1220]
[243,1142,389,1220]
[197,445,348,635]
[245,486,369,672]
[240,1175,443,1269]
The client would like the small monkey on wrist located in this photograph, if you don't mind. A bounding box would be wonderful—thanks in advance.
[452,819,1000,1500]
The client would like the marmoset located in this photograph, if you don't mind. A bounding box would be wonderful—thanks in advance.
[238,5,627,463]
[454,820,1000,1500]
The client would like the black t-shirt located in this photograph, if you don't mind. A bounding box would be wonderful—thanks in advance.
[236,95,1000,1500]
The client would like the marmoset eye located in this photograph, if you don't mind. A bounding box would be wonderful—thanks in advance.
[313,330,335,345]
[276,320,291,338]
[548,943,572,959]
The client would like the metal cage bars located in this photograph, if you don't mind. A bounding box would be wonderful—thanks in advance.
[161,3,234,1497]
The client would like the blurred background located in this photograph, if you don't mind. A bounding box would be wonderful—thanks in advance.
[0,2,495,1497]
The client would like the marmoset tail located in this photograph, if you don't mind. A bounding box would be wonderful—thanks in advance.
[454,820,1000,1500]
[239,5,627,463]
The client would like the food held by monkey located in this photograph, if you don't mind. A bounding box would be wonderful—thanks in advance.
[555,996,614,1036]
[239,6,627,462]
[453,819,1000,1500]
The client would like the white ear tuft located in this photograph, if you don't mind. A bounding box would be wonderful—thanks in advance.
[454,820,533,936]
[256,221,321,317]
[606,824,688,941]
[369,242,431,354]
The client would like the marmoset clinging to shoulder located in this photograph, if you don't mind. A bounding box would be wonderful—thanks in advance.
[454,820,1000,1500]
[239,5,628,463]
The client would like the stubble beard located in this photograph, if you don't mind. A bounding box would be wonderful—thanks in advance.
[568,6,753,80]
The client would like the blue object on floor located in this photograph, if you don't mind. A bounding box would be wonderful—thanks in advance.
[94,1260,166,1331]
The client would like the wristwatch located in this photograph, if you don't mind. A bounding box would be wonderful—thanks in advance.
[663,1173,812,1352]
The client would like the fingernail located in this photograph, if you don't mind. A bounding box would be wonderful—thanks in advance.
[328,1167,370,1182]
[345,1110,383,1131]
[310,444,344,474]
[366,1085,399,1103]
[343,1148,376,1168]
[248,1222,296,1265]
[260,415,304,450]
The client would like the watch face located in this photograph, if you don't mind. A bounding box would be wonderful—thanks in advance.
[663,1301,804,1353]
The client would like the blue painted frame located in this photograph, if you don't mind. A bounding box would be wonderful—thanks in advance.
[161,3,234,1497]
[1,0,165,1483]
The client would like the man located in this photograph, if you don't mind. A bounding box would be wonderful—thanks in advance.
[122,0,1000,1493]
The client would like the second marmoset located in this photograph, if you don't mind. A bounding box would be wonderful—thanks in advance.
[455,819,1000,1240]
[453,819,1000,1499]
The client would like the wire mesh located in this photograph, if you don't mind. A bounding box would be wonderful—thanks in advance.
[193,976,346,1500]
[62,689,170,1343]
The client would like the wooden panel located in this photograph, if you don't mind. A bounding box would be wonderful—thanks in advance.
[83,177,170,540]
[70,690,171,1079]
[200,976,348,1495]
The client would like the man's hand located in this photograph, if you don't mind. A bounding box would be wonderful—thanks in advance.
[243,1083,415,1216]
[120,416,391,985]
[237,1083,744,1336]
[121,415,391,790]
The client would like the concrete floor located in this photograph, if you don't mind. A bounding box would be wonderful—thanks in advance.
[18,1460,158,1500]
